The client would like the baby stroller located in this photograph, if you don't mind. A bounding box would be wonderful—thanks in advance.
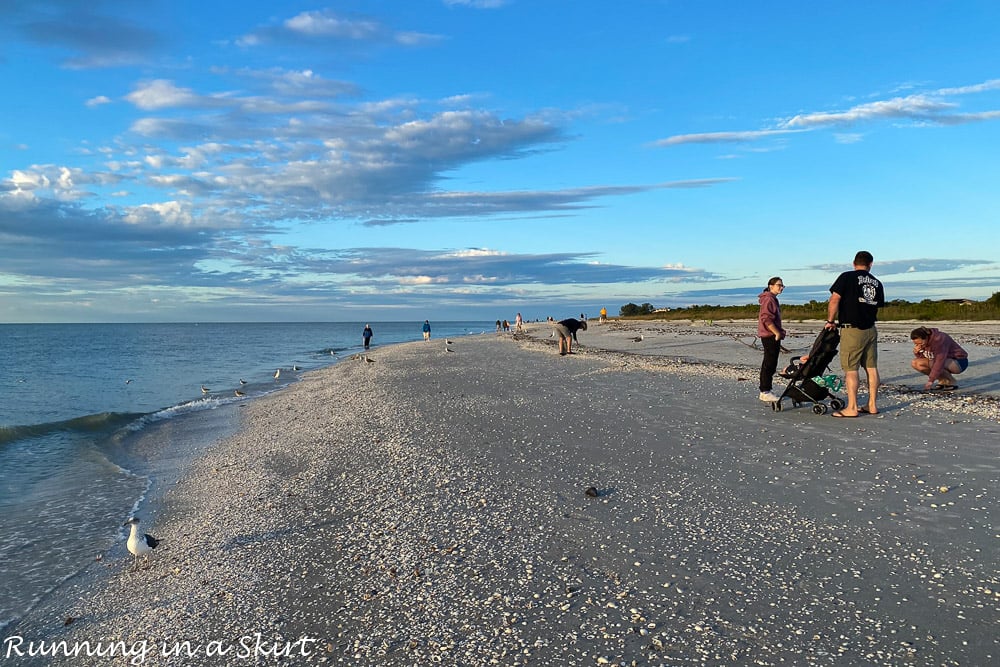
[771,327,846,414]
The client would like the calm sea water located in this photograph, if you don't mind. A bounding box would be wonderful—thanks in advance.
[0,321,490,631]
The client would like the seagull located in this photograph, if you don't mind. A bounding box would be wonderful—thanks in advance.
[273,369,281,379]
[201,385,210,394]
[239,378,247,385]
[445,339,454,345]
[124,379,133,385]
[235,389,245,397]
[292,365,301,371]
[629,334,644,342]
[365,355,375,364]
[124,517,160,569]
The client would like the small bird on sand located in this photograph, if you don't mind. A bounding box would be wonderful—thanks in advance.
[273,369,281,379]
[201,385,210,394]
[124,517,160,569]
[234,389,245,397]
[629,334,644,342]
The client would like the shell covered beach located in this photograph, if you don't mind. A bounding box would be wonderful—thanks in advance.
[7,320,999,666]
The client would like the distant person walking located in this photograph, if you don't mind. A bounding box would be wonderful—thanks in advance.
[910,326,968,391]
[422,320,432,341]
[551,317,587,356]
[515,312,523,333]
[825,251,885,417]
[362,324,373,350]
[599,307,608,324]
[757,277,786,402]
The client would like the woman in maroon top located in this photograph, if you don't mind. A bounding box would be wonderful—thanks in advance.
[910,326,969,391]
[757,277,786,402]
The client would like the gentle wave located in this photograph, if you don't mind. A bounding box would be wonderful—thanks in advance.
[0,411,147,448]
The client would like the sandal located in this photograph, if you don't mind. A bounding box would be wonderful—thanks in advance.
[931,384,958,391]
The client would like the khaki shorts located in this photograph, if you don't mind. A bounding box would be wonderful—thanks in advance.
[552,323,571,340]
[839,326,878,371]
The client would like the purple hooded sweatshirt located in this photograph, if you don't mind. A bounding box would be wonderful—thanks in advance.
[758,289,785,339]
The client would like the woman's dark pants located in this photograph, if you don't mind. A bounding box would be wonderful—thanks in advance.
[760,335,781,392]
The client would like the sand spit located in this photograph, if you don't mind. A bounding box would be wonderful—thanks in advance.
[7,327,999,666]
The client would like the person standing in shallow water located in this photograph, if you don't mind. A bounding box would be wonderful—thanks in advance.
[757,277,786,402]
[362,324,373,350]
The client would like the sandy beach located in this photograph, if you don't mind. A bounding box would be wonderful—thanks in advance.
[6,320,998,666]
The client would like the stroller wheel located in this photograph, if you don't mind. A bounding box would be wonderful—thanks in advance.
[830,398,845,410]
[812,404,827,415]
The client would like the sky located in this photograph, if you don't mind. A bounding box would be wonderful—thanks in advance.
[1,0,998,323]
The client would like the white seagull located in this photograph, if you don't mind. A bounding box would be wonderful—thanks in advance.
[239,378,247,385]
[273,369,281,379]
[293,365,301,371]
[201,385,210,394]
[124,517,160,569]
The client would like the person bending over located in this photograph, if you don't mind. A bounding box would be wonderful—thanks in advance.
[552,318,587,356]
[910,326,968,391]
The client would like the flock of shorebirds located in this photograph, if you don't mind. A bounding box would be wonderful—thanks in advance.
[193,361,314,398]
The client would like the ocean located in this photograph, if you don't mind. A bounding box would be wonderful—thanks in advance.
[0,321,491,632]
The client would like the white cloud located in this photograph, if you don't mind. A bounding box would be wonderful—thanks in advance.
[284,11,380,39]
[782,95,954,129]
[653,129,804,146]
[126,80,203,110]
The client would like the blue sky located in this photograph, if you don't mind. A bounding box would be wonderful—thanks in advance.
[1,0,998,323]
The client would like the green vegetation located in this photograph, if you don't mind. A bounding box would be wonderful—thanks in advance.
[619,292,1000,322]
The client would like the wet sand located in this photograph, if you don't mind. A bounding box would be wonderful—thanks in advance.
[6,321,998,666]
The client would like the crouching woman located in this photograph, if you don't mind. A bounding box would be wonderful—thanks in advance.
[910,326,969,391]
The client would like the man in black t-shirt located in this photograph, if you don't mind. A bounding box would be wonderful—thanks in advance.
[824,251,885,417]
[552,318,587,356]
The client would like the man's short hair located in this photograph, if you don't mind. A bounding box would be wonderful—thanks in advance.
[854,250,874,267]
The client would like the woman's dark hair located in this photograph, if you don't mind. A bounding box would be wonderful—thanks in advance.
[767,276,782,287]
[910,326,932,341]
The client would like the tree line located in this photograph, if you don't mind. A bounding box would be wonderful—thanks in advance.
[618,292,1000,322]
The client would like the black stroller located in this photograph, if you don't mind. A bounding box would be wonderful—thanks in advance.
[771,327,846,414]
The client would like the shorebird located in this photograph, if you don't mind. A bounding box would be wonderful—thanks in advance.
[235,389,245,397]
[629,334,644,343]
[239,378,247,385]
[124,517,160,570]
[124,379,133,385]
[292,365,301,371]
[201,385,210,394]
[273,369,281,380]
